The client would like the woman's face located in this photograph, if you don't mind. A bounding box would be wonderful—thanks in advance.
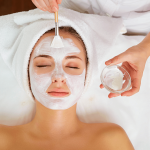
[29,31,87,110]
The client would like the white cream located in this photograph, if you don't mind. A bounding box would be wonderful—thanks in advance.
[103,67,124,90]
[29,36,85,110]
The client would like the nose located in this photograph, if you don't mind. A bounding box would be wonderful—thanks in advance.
[52,75,66,86]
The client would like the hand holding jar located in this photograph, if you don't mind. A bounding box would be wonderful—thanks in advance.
[100,32,150,98]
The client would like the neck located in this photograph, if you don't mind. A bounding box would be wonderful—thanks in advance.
[29,100,82,139]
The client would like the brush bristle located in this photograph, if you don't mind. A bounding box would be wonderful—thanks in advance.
[51,36,64,48]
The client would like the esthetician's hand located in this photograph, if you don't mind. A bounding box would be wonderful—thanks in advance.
[31,0,62,12]
[100,33,150,98]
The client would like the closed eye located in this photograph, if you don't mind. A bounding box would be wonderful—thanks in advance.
[66,66,79,69]
[37,65,51,68]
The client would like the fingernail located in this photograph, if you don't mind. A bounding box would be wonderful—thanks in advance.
[105,60,112,65]
[52,6,58,12]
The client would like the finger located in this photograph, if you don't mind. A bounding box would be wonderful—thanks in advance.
[56,0,62,4]
[43,0,51,10]
[100,84,104,89]
[32,0,46,11]
[108,93,120,98]
[121,86,139,96]
[35,0,49,11]
[49,0,59,12]
[105,52,129,66]
[121,77,141,96]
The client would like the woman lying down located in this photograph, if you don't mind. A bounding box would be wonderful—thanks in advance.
[0,8,135,150]
[0,26,134,150]
[1,24,137,150]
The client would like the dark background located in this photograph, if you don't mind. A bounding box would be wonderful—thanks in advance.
[0,0,36,16]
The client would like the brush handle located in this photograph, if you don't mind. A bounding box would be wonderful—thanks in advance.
[55,11,58,23]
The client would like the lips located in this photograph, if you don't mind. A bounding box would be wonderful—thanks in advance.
[48,89,69,97]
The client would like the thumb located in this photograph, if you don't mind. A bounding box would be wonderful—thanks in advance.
[105,52,127,65]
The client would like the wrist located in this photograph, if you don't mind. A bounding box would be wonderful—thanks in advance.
[138,32,150,57]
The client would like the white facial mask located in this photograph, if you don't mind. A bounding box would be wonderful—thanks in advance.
[29,36,85,110]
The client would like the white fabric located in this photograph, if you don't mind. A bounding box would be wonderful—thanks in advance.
[60,0,150,35]
[0,8,149,150]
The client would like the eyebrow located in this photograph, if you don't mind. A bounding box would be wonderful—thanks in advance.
[66,55,82,61]
[34,55,52,59]
[34,55,82,61]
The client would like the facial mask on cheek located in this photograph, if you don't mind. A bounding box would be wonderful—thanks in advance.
[29,36,85,110]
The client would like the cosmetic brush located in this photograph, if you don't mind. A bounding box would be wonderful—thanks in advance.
[51,11,64,48]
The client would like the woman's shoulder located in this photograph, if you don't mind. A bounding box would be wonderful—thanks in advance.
[0,124,21,149]
[0,124,11,149]
[96,122,126,134]
[83,122,125,134]
[97,123,134,150]
[83,122,134,150]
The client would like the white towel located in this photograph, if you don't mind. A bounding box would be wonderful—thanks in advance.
[0,8,150,150]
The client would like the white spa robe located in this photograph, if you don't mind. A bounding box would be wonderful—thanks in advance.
[60,0,150,35]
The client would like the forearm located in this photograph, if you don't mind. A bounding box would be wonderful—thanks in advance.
[138,32,150,57]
